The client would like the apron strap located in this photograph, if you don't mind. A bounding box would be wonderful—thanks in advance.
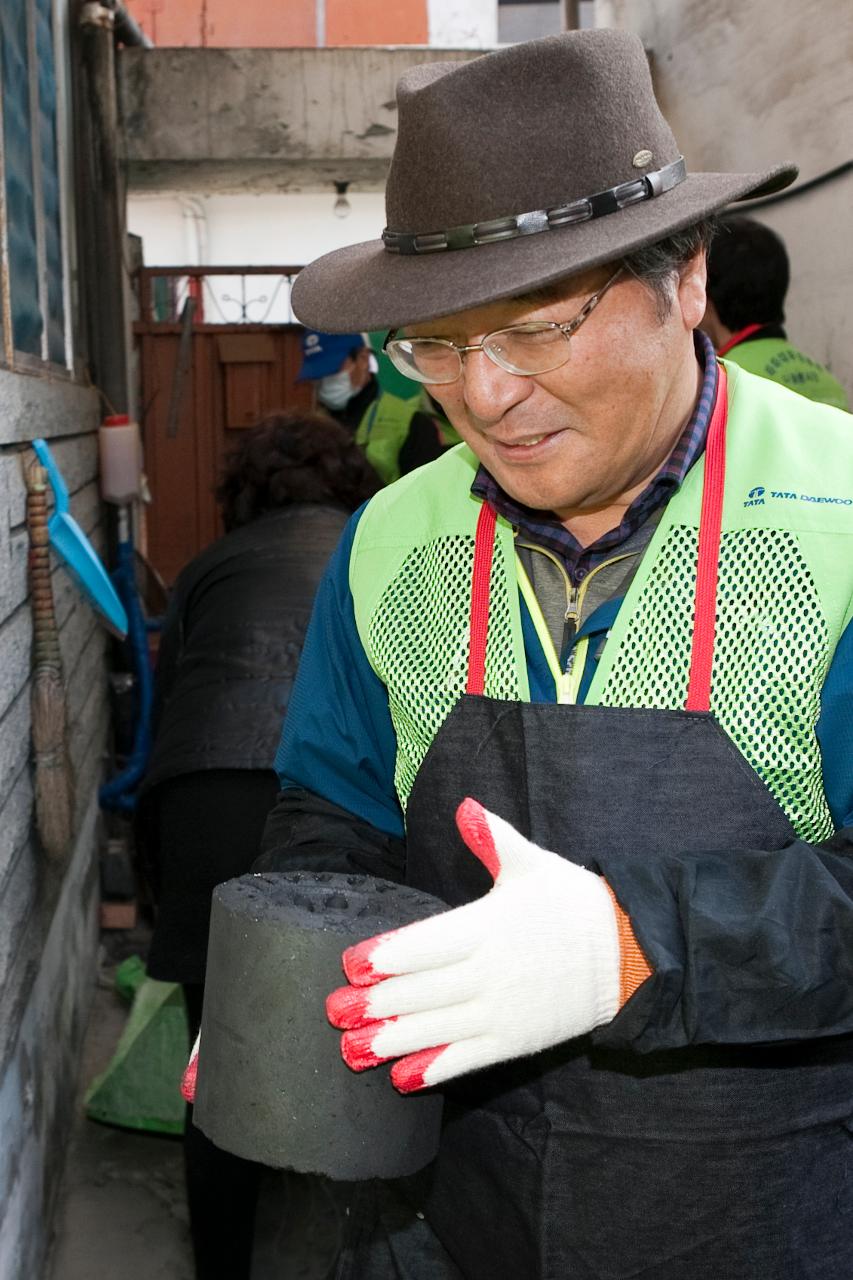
[467,501,497,696]
[466,363,729,710]
[685,362,728,713]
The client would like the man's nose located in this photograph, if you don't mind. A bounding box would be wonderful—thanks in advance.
[460,349,532,423]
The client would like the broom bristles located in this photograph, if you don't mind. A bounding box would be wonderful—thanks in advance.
[33,758,75,861]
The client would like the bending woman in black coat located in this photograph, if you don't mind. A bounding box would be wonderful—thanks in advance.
[135,412,379,1280]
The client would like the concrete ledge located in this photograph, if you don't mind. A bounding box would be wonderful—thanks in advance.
[120,46,485,193]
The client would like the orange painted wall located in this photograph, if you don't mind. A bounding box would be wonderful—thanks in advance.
[124,0,429,47]
[326,0,428,45]
[124,0,315,47]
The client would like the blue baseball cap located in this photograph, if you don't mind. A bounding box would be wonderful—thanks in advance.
[296,329,366,382]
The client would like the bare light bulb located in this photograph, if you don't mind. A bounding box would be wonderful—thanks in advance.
[333,180,351,219]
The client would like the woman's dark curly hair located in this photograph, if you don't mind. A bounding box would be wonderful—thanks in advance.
[216,411,382,531]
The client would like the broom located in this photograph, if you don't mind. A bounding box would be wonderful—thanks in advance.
[26,460,74,861]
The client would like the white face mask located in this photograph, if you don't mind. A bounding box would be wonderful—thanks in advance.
[317,369,355,410]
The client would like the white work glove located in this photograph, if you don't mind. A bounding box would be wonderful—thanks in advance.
[326,798,622,1093]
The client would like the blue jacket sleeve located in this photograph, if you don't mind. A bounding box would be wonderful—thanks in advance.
[273,507,404,840]
[817,617,853,827]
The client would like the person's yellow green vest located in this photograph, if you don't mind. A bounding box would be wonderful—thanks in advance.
[356,388,461,484]
[723,335,849,412]
[349,363,853,843]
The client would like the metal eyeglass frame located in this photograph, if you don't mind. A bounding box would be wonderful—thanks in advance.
[383,267,624,384]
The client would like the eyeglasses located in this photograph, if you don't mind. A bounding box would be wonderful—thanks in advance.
[383,268,623,385]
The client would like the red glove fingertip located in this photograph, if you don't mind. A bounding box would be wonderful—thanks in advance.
[326,984,372,1030]
[342,931,396,986]
[390,1044,448,1094]
[341,1025,395,1072]
[455,797,501,881]
[181,1052,199,1104]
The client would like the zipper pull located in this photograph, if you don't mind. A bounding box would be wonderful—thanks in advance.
[564,585,581,643]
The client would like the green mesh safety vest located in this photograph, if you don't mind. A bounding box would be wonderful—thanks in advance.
[355,390,418,485]
[350,364,853,839]
[724,337,850,412]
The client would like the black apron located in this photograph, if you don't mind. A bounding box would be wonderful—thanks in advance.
[339,369,853,1279]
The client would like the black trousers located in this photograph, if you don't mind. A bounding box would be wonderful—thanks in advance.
[146,769,278,985]
[144,770,277,1279]
[184,984,263,1280]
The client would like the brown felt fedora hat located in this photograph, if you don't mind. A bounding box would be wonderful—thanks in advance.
[291,29,796,333]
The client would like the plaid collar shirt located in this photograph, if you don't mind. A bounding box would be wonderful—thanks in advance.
[470,330,719,582]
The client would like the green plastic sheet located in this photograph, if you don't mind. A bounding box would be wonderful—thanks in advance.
[84,957,189,1135]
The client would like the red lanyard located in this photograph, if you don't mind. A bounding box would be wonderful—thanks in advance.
[467,363,729,714]
[716,324,763,357]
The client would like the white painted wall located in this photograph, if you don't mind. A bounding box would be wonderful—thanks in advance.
[128,191,388,321]
[427,0,498,47]
[126,194,384,325]
[128,191,386,268]
[595,0,853,400]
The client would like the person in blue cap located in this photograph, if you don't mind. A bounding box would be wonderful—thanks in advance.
[297,328,456,483]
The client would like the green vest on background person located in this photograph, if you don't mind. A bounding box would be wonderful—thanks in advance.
[717,329,849,411]
[703,215,850,412]
[354,389,415,485]
[296,327,459,485]
[356,386,462,484]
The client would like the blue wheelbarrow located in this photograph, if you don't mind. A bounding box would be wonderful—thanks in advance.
[31,438,128,639]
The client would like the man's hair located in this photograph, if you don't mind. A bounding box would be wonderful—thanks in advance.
[216,411,381,531]
[622,218,719,319]
[704,216,789,330]
[518,218,719,320]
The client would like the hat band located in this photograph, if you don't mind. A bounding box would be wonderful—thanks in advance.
[382,156,686,256]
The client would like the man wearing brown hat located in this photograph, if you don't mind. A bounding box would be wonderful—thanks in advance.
[259,29,853,1278]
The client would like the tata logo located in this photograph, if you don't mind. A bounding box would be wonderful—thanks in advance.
[744,485,765,508]
[743,483,852,510]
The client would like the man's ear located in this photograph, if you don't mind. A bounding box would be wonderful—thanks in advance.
[676,249,708,333]
[698,297,726,348]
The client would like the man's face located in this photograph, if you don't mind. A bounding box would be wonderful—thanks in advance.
[409,256,707,520]
[340,347,372,393]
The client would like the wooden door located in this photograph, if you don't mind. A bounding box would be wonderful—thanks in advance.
[136,322,312,585]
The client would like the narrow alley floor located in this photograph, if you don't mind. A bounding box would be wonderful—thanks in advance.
[46,928,342,1280]
[46,925,194,1280]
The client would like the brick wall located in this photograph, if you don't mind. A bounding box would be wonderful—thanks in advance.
[0,373,108,1280]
